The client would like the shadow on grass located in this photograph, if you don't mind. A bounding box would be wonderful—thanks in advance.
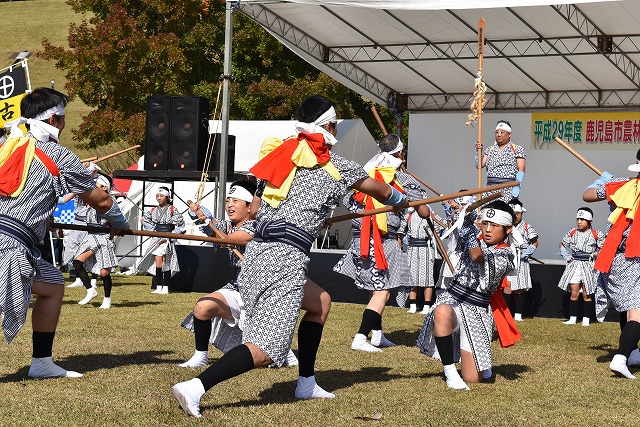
[60,300,162,308]
[0,350,174,383]
[382,329,419,346]
[591,343,618,363]
[493,363,532,380]
[208,366,403,410]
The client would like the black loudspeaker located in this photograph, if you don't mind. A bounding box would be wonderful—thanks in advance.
[169,96,210,171]
[144,96,171,170]
[211,133,236,175]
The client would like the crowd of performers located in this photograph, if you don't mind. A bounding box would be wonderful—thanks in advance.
[1,89,639,418]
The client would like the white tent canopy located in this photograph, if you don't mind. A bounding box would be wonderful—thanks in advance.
[238,0,638,111]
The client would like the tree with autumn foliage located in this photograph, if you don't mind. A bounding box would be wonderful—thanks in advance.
[41,0,396,153]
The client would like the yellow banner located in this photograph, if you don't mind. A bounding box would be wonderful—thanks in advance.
[0,93,25,128]
[531,112,640,150]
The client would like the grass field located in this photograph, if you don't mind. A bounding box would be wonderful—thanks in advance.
[0,274,637,426]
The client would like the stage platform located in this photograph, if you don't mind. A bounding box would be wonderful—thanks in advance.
[171,246,618,321]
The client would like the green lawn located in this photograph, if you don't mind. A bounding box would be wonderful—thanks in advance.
[0,274,637,426]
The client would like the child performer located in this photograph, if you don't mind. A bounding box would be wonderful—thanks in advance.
[137,186,185,294]
[557,207,604,326]
[73,173,119,308]
[504,198,539,322]
[417,200,519,390]
[179,180,299,368]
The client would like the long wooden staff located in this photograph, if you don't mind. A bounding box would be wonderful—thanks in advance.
[80,156,98,163]
[402,167,442,196]
[327,181,517,224]
[94,145,141,163]
[51,223,228,245]
[477,17,486,190]
[554,137,602,176]
[371,104,388,135]
[426,217,455,275]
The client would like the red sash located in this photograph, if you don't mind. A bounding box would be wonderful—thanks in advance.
[249,132,330,187]
[489,243,522,348]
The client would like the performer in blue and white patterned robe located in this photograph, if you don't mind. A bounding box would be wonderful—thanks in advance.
[475,120,526,201]
[334,134,427,352]
[417,201,515,390]
[171,95,408,418]
[557,207,604,326]
[584,152,640,378]
[136,187,185,294]
[0,88,128,379]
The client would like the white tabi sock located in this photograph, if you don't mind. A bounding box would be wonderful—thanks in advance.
[295,375,335,399]
[171,378,205,418]
[67,278,83,288]
[28,356,83,378]
[351,333,382,352]
[514,313,523,322]
[90,278,97,289]
[582,317,590,327]
[179,350,209,368]
[610,354,637,379]
[407,303,417,313]
[78,287,98,305]
[443,364,470,390]
[371,330,396,347]
[562,316,577,325]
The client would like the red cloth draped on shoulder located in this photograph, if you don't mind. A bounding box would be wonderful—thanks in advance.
[249,132,330,187]
[352,170,404,270]
[594,179,640,273]
[489,243,522,348]
[0,139,59,196]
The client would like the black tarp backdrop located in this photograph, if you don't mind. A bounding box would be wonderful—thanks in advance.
[173,246,618,321]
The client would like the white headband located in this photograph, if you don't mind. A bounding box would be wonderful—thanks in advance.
[32,103,65,121]
[157,188,171,197]
[227,185,254,203]
[386,138,404,155]
[4,117,60,142]
[95,174,111,191]
[576,209,593,221]
[629,160,640,173]
[481,207,513,226]
[509,203,526,213]
[496,122,512,133]
[363,151,403,172]
[314,106,337,127]
[455,195,476,205]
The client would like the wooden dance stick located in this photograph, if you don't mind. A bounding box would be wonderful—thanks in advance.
[402,168,442,197]
[426,217,455,275]
[554,137,602,176]
[371,105,388,135]
[94,145,141,163]
[79,156,98,163]
[51,223,228,245]
[529,256,544,265]
[327,182,517,224]
[186,199,244,260]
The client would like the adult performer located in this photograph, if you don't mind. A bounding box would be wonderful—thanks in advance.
[584,150,640,379]
[137,187,185,294]
[417,200,517,390]
[334,133,429,352]
[171,94,408,418]
[179,179,299,368]
[504,198,539,322]
[557,207,604,326]
[475,120,526,201]
[0,87,129,378]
